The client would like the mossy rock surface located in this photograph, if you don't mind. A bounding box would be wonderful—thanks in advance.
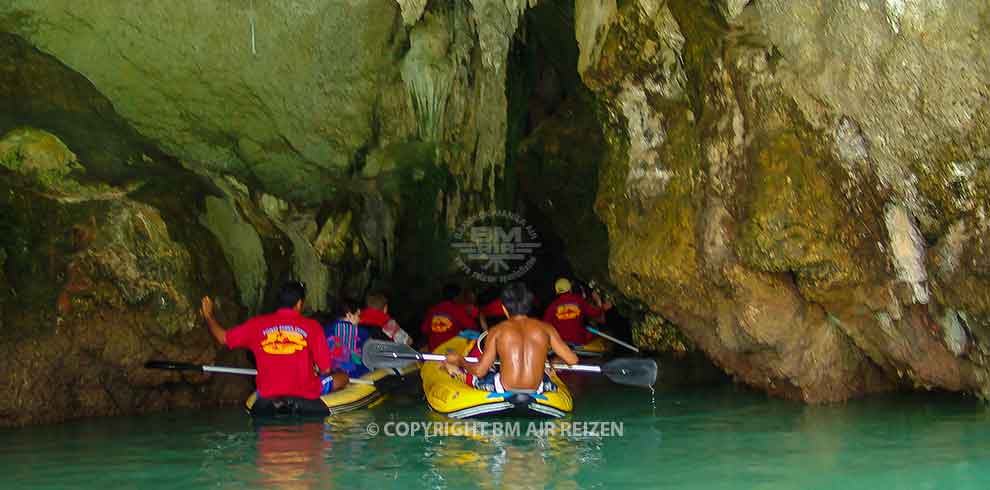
[735,128,866,294]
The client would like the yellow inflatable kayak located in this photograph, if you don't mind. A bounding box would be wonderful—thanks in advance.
[576,337,611,354]
[422,334,573,419]
[245,364,419,417]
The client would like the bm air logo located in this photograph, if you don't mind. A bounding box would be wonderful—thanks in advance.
[260,325,309,355]
[431,315,454,333]
[555,304,581,321]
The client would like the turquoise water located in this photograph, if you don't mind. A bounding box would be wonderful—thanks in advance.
[3,379,990,489]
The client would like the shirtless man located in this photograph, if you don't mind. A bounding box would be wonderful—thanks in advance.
[445,282,579,393]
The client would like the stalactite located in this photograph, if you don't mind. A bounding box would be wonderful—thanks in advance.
[398,0,539,222]
[395,0,429,26]
[401,58,454,142]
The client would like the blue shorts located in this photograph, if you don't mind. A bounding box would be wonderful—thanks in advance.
[320,376,334,395]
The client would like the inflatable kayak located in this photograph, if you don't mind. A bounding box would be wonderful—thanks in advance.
[422,334,573,419]
[245,364,419,417]
[576,337,610,355]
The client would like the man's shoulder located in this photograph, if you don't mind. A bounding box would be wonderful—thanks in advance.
[528,317,555,330]
[238,313,272,329]
[255,310,321,330]
[497,316,550,330]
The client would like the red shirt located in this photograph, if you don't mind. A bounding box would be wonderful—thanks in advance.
[480,299,505,318]
[421,300,478,351]
[359,307,412,345]
[542,293,604,345]
[225,308,330,399]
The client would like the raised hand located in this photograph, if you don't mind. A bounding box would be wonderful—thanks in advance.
[201,296,214,320]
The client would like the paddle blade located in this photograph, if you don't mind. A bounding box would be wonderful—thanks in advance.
[361,339,421,370]
[144,360,203,372]
[601,358,658,387]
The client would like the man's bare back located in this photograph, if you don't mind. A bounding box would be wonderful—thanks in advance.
[450,315,578,391]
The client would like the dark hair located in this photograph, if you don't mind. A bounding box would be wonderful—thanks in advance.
[442,283,461,301]
[500,282,533,316]
[478,286,500,305]
[366,291,388,310]
[333,296,361,317]
[277,280,307,309]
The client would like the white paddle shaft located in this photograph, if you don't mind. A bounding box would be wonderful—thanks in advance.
[201,365,374,385]
[586,327,640,353]
[203,365,258,376]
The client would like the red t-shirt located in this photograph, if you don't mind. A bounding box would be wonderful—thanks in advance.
[480,299,505,318]
[421,300,478,351]
[542,293,604,345]
[225,308,330,399]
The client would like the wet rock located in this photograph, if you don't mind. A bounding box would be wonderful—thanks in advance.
[0,127,256,426]
[713,0,751,22]
[396,0,429,25]
[1,1,408,202]
[0,128,77,180]
[258,193,330,312]
[0,1,537,217]
[632,312,689,353]
[198,178,269,313]
[548,0,990,402]
[575,0,618,77]
[884,204,930,304]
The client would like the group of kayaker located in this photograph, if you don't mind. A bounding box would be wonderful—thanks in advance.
[420,278,612,349]
[199,275,612,406]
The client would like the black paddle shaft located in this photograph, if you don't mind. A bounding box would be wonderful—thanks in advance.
[145,360,203,372]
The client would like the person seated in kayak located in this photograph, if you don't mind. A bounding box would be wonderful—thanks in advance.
[324,297,371,378]
[421,283,479,351]
[359,291,413,346]
[542,277,612,346]
[201,280,348,400]
[462,286,481,328]
[477,286,508,331]
[444,282,579,394]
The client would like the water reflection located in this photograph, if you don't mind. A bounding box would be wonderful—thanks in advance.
[253,421,334,490]
[420,415,595,490]
[102,387,990,490]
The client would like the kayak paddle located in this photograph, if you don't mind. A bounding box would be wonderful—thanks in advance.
[585,326,640,353]
[144,360,374,385]
[361,340,657,388]
[571,349,605,358]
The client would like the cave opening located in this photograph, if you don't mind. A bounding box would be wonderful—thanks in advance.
[503,0,630,341]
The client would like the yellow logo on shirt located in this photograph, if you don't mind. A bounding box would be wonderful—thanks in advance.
[555,304,580,321]
[260,325,308,355]
[431,315,454,333]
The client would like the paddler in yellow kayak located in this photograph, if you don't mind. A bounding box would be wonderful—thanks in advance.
[444,282,579,394]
